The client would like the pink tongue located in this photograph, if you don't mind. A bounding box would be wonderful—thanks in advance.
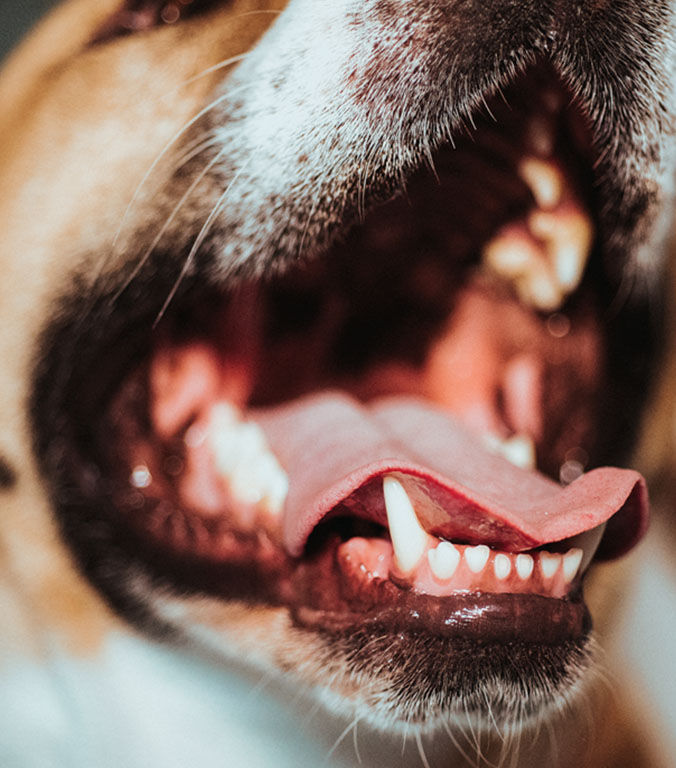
[253,392,648,560]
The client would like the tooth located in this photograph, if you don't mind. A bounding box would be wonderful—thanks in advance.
[516,265,564,312]
[428,541,461,579]
[563,548,584,582]
[540,552,561,579]
[519,157,563,209]
[494,553,511,580]
[500,434,536,470]
[483,235,533,277]
[465,545,490,573]
[529,209,593,293]
[561,522,607,572]
[516,553,534,580]
[383,476,428,574]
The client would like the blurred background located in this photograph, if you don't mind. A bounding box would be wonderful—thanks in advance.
[1,1,58,62]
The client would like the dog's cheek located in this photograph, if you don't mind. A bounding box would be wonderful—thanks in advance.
[0,0,283,660]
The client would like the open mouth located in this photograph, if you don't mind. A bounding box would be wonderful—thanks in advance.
[34,64,650,714]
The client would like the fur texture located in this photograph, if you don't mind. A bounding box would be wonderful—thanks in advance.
[0,0,675,765]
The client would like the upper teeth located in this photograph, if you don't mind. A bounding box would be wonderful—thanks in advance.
[383,476,429,574]
[482,157,593,312]
[519,157,563,209]
[208,403,289,514]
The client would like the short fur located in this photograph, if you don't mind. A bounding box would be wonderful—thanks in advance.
[0,1,674,765]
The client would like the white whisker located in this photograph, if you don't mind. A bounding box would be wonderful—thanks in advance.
[110,146,228,305]
[154,156,254,324]
[110,81,251,260]
[415,731,431,768]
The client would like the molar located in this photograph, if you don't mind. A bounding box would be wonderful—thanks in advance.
[209,402,288,515]
[528,207,593,292]
[484,432,536,470]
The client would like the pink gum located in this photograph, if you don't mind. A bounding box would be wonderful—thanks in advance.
[339,536,576,599]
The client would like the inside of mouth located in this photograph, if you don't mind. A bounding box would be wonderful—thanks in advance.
[102,66,642,616]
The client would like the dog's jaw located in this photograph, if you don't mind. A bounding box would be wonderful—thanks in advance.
[0,0,674,749]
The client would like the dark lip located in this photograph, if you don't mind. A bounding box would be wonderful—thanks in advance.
[292,591,590,646]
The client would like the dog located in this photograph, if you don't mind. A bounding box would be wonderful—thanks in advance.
[1,0,675,765]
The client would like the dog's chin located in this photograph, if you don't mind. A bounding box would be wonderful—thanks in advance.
[32,63,654,734]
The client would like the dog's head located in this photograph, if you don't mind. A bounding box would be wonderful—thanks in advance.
[1,0,674,743]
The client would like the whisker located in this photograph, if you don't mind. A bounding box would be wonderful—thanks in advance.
[325,717,359,760]
[110,81,250,260]
[154,157,253,324]
[441,718,477,767]
[174,134,223,169]
[414,731,432,768]
[110,145,228,305]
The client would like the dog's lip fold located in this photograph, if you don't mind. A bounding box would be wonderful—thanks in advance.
[253,392,648,560]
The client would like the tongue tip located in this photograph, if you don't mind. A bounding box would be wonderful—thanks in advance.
[577,467,650,560]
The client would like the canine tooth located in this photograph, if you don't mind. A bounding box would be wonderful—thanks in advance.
[540,552,561,579]
[563,548,584,582]
[383,476,428,574]
[516,553,534,580]
[428,541,461,579]
[519,157,563,209]
[465,545,490,573]
[494,553,511,580]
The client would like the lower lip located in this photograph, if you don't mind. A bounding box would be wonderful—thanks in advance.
[287,536,589,644]
[292,588,589,644]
